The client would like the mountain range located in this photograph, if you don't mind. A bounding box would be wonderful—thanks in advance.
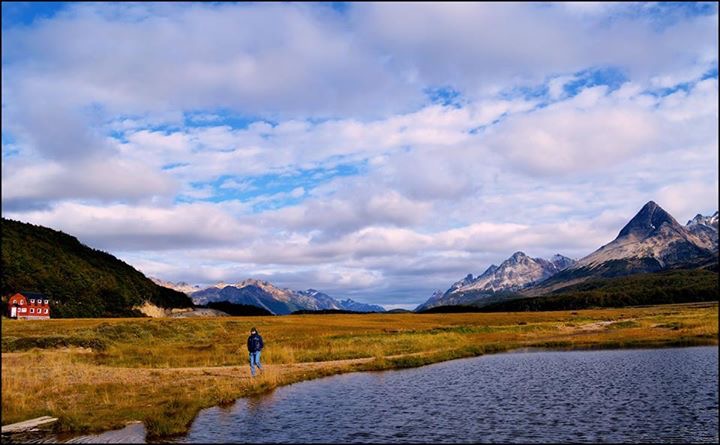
[417,201,718,311]
[153,278,385,315]
[149,278,202,295]
[416,252,576,311]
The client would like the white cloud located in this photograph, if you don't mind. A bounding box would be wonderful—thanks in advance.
[351,2,717,95]
[486,80,717,176]
[5,202,260,251]
[2,2,420,118]
[1,157,177,209]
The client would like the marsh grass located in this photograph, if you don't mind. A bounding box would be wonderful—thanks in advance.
[1,302,717,438]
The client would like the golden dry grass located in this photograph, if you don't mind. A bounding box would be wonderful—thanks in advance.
[2,302,717,438]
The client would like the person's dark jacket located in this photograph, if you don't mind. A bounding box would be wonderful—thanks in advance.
[247,333,264,353]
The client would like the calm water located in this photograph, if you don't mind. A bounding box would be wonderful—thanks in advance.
[162,346,718,444]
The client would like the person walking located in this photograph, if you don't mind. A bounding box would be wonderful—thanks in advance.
[247,327,264,377]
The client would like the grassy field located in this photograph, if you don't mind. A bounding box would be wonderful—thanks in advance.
[2,302,718,438]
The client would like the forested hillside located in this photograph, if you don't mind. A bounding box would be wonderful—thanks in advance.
[476,268,719,312]
[1,218,192,317]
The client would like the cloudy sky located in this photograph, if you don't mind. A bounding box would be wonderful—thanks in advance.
[2,2,718,309]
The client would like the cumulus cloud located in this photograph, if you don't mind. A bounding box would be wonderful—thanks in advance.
[4,202,260,251]
[261,188,433,238]
[351,2,717,95]
[1,157,178,210]
[1,2,420,118]
[486,79,718,176]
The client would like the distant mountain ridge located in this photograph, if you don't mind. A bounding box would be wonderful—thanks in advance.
[415,252,575,311]
[416,202,718,311]
[157,278,385,315]
[150,277,202,295]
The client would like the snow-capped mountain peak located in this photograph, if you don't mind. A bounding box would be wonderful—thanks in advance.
[456,251,569,294]
[150,277,202,295]
[687,211,719,229]
[415,252,575,311]
[684,211,719,253]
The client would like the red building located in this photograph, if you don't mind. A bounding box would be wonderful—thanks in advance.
[7,292,51,320]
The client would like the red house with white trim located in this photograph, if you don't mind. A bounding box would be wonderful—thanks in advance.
[7,292,51,319]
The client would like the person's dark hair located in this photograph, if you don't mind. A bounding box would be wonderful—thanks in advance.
[250,327,257,333]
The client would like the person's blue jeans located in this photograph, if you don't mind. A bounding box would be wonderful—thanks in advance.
[249,351,262,376]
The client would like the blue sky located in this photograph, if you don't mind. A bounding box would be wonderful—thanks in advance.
[2,2,718,309]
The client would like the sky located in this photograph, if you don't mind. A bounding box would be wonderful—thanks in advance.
[2,2,718,310]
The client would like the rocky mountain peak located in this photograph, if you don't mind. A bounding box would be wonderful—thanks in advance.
[684,210,719,253]
[617,201,679,239]
[550,254,575,270]
[566,202,717,274]
[483,264,498,275]
[447,273,476,292]
[687,211,719,229]
[508,251,528,263]
[687,214,706,226]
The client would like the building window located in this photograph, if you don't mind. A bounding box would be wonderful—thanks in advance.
[44,309,49,314]
[30,299,35,304]
[30,308,35,314]
[44,300,49,304]
[21,308,26,313]
[19,300,24,305]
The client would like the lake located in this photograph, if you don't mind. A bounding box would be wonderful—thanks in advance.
[15,346,717,443]
[165,346,718,443]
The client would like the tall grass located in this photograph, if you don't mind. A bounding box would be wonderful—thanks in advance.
[2,302,717,438]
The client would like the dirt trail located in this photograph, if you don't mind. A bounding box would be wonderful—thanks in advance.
[126,348,448,380]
